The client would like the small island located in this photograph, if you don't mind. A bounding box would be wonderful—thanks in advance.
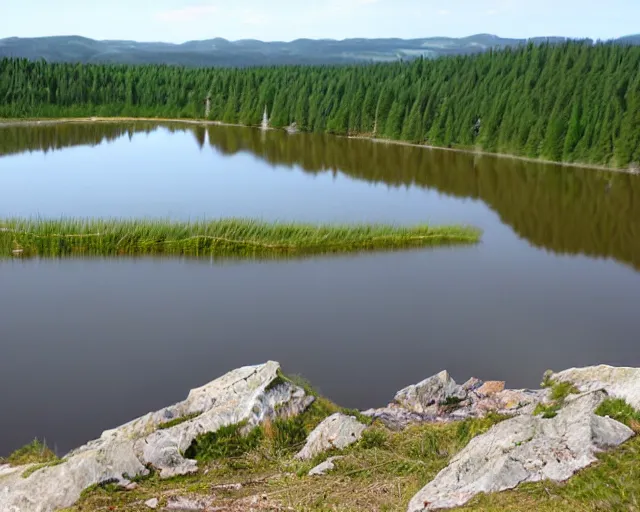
[0,218,481,259]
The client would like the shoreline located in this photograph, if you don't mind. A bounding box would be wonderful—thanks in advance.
[2,362,640,512]
[0,116,636,175]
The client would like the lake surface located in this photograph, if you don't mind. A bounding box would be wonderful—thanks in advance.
[1,122,640,457]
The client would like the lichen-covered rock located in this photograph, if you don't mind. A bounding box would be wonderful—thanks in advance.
[394,371,463,414]
[408,391,634,511]
[365,371,545,430]
[0,362,313,512]
[308,456,344,476]
[164,495,214,510]
[552,365,640,409]
[476,381,505,396]
[362,405,441,431]
[295,414,366,460]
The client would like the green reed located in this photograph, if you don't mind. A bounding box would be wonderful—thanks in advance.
[0,218,481,259]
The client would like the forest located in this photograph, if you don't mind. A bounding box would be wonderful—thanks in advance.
[1,41,639,168]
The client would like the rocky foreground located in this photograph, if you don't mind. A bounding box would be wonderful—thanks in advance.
[1,362,639,512]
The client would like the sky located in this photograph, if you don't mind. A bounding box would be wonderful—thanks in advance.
[2,0,639,43]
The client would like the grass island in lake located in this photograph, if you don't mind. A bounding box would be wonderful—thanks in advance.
[0,218,481,259]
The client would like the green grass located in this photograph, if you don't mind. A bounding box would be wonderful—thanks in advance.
[595,398,640,432]
[0,218,481,259]
[1,439,58,467]
[184,422,264,462]
[533,380,580,419]
[57,390,640,512]
[63,411,508,512]
[549,381,580,401]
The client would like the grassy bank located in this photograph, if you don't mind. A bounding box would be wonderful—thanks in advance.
[0,218,480,259]
[5,376,639,511]
[59,402,508,512]
[59,397,640,512]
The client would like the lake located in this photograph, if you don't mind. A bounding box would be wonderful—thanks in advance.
[1,121,640,457]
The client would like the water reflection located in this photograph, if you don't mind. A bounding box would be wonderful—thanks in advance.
[2,122,639,270]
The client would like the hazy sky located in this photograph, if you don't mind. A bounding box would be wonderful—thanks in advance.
[2,0,638,43]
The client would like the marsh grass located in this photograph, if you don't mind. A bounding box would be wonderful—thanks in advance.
[0,218,481,259]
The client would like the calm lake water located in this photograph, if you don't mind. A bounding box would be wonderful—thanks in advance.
[1,122,640,457]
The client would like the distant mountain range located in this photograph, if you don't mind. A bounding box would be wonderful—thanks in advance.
[0,34,638,67]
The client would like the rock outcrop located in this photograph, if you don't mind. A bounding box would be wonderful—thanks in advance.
[552,365,640,409]
[3,362,640,512]
[0,362,313,512]
[364,371,546,430]
[408,391,634,511]
[394,371,465,413]
[295,413,366,460]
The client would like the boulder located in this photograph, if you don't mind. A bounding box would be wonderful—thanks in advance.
[295,414,366,460]
[408,391,634,511]
[476,381,505,396]
[308,456,343,476]
[365,371,545,429]
[145,498,159,509]
[552,365,640,409]
[394,371,463,414]
[461,377,483,392]
[0,362,313,512]
[452,388,546,419]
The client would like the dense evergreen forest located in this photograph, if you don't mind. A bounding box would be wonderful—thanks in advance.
[1,41,639,168]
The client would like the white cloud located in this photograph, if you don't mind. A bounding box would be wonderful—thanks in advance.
[155,4,219,23]
[438,9,450,15]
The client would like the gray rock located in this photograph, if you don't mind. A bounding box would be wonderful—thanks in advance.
[362,405,442,431]
[295,413,366,460]
[145,498,159,509]
[552,365,640,409]
[452,388,547,419]
[461,377,483,391]
[394,370,464,414]
[0,362,313,512]
[308,456,344,476]
[365,383,546,430]
[408,391,634,511]
[164,495,214,510]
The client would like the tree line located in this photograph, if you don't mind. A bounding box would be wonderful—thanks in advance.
[1,41,639,167]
